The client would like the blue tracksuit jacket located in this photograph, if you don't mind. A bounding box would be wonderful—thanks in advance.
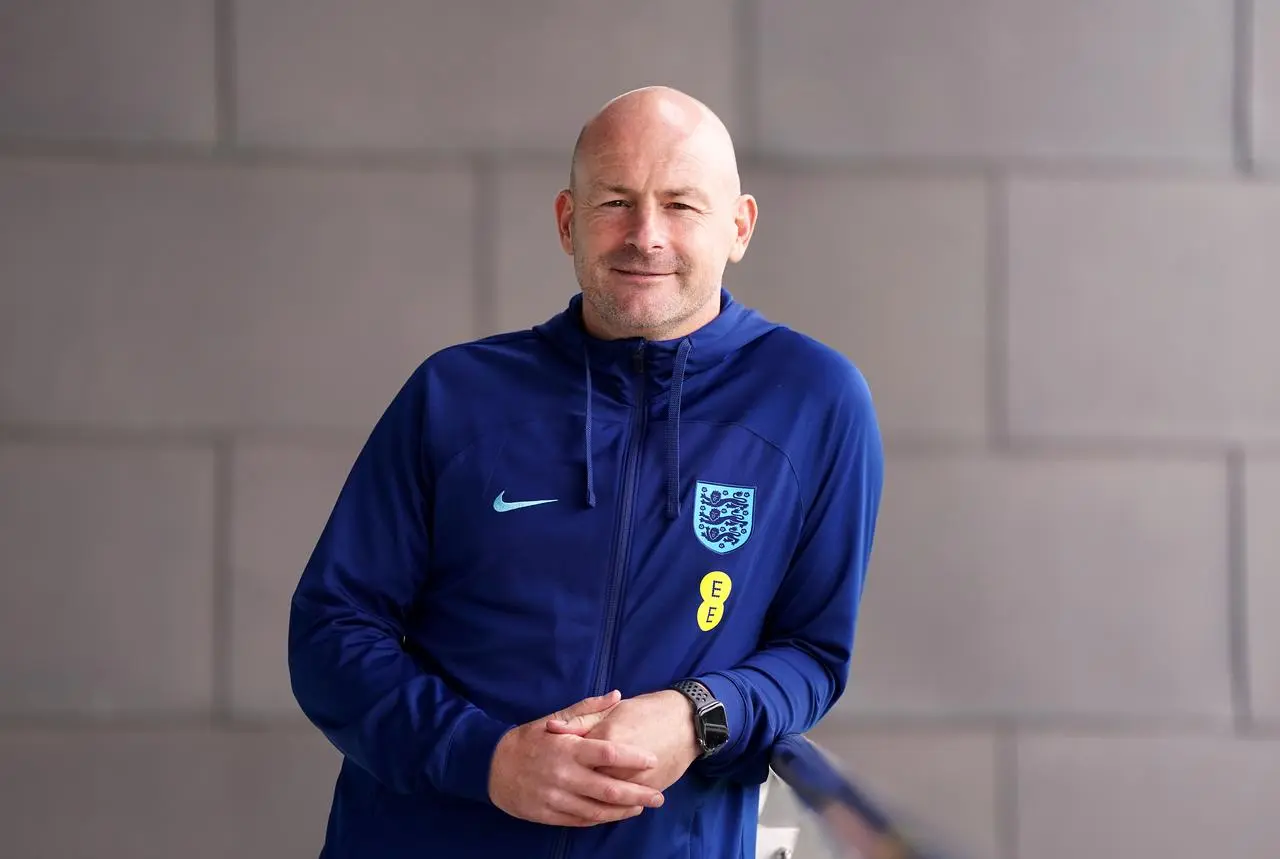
[288,289,884,858]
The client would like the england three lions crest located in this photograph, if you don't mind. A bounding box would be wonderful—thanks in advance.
[694,480,755,554]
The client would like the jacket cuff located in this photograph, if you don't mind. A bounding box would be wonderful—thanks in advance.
[437,708,515,804]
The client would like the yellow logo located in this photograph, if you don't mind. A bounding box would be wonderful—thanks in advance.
[697,571,733,631]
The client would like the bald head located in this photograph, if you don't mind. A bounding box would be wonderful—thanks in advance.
[569,86,741,198]
[554,85,758,342]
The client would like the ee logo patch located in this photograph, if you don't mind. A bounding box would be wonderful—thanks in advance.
[697,571,732,631]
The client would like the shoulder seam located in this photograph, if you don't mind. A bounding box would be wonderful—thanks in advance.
[679,419,805,505]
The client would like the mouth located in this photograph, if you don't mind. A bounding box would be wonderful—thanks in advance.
[611,269,673,279]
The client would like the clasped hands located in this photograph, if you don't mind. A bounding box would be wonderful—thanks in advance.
[488,688,702,827]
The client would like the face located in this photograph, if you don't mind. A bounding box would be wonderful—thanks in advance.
[555,117,757,341]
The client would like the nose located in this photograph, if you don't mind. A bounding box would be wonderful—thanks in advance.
[625,203,667,251]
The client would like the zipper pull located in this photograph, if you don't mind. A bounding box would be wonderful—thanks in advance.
[632,342,645,373]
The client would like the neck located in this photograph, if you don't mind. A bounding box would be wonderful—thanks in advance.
[581,293,720,342]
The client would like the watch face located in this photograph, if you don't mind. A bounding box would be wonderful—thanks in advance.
[701,702,730,750]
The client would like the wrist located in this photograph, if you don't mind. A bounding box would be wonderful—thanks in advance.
[662,689,702,762]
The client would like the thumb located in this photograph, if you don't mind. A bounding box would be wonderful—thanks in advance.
[546,689,621,733]
[549,689,621,723]
[546,709,610,735]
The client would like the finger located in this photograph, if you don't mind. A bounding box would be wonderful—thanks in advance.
[546,789,647,826]
[568,769,665,809]
[574,738,658,771]
[550,690,621,723]
[597,764,649,781]
[544,806,643,828]
[546,709,609,735]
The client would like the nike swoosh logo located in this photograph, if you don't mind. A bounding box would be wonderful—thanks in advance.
[493,491,558,512]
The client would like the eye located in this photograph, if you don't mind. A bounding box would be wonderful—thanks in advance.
[602,199,629,208]
[668,202,695,210]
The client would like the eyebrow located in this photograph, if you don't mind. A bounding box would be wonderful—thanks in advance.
[594,183,711,205]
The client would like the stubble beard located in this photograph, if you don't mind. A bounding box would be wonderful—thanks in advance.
[575,248,696,340]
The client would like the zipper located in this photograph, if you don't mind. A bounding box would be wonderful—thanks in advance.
[550,829,569,859]
[592,340,648,696]
[552,341,648,859]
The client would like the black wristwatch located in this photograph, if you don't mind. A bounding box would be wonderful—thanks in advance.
[670,679,730,759]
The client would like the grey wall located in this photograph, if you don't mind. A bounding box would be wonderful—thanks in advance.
[2,2,1279,857]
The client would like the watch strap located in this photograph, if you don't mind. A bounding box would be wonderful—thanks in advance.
[671,679,716,711]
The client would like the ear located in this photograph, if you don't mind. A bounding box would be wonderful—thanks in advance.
[727,193,758,264]
[554,189,575,256]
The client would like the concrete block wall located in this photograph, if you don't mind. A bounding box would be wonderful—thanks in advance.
[2,2,1278,857]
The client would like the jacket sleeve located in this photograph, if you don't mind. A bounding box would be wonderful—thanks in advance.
[287,365,512,801]
[693,361,884,784]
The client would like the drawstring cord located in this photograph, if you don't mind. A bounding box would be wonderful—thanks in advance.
[583,344,596,507]
[665,338,692,519]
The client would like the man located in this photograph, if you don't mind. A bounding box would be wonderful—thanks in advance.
[288,86,884,858]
